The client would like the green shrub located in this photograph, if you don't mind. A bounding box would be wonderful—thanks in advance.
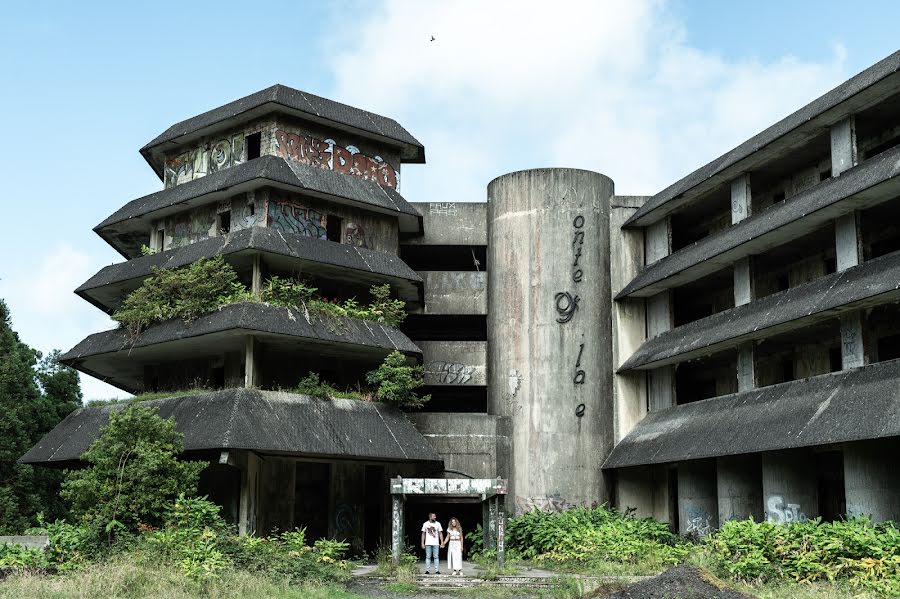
[367,284,406,327]
[0,543,47,569]
[365,351,430,409]
[294,373,362,400]
[61,405,207,542]
[261,276,317,308]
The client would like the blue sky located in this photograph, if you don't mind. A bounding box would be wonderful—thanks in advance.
[1,0,897,401]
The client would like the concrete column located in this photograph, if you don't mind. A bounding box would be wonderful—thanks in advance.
[251,254,263,299]
[238,450,259,536]
[645,218,671,264]
[835,212,862,271]
[678,461,719,536]
[648,367,675,411]
[762,450,818,524]
[840,312,867,370]
[496,499,506,568]
[736,344,756,392]
[845,439,900,521]
[244,336,260,388]
[391,495,404,565]
[733,257,754,306]
[730,174,752,225]
[717,454,763,523]
[831,116,858,177]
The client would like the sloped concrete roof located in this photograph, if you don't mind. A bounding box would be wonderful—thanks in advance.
[97,155,423,258]
[620,249,900,370]
[77,227,422,313]
[617,143,900,299]
[625,50,900,227]
[141,84,425,178]
[603,359,900,469]
[20,388,441,466]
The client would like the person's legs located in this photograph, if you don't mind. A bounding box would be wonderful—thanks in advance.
[433,545,440,573]
[424,545,437,573]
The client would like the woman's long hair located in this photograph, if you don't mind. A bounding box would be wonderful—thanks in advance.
[448,517,463,535]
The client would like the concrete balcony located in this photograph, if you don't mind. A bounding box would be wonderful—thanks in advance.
[408,271,486,315]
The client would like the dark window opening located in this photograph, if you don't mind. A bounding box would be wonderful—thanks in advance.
[829,346,842,372]
[674,352,737,405]
[817,451,846,522]
[863,136,900,161]
[326,215,343,242]
[400,245,487,271]
[417,386,487,413]
[772,191,786,204]
[402,314,487,341]
[824,256,837,275]
[780,358,795,383]
[155,229,165,250]
[877,333,900,363]
[212,366,225,389]
[776,273,790,292]
[819,169,832,182]
[295,462,331,543]
[363,466,385,555]
[218,211,231,235]
[248,202,255,217]
[667,470,679,535]
[246,132,262,160]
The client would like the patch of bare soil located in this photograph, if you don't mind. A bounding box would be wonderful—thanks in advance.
[591,566,755,599]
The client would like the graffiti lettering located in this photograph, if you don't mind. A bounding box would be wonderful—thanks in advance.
[685,506,712,536]
[267,199,327,239]
[164,134,246,188]
[274,129,399,189]
[554,292,580,324]
[170,207,216,248]
[239,198,262,229]
[430,202,457,215]
[515,495,574,515]
[572,214,585,283]
[424,362,476,385]
[766,495,808,524]
[344,222,368,248]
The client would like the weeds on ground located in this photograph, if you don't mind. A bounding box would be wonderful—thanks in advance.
[373,545,418,584]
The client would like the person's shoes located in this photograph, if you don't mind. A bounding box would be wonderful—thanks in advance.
[424,571,430,575]
[435,571,441,575]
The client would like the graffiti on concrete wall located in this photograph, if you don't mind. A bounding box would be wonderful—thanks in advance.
[344,222,368,248]
[685,505,713,536]
[425,362,476,384]
[267,198,327,239]
[503,368,524,416]
[164,134,246,188]
[274,129,399,189]
[170,207,216,248]
[238,197,263,229]
[429,202,457,216]
[766,495,808,524]
[515,495,574,514]
[334,502,360,544]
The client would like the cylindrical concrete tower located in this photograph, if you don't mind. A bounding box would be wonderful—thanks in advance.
[487,168,614,514]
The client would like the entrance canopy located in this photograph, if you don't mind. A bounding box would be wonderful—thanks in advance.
[390,477,508,566]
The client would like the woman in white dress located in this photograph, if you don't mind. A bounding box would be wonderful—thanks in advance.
[441,517,464,576]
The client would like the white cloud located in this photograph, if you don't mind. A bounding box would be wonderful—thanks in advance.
[0,243,122,402]
[330,0,848,200]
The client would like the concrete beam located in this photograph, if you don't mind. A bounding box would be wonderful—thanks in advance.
[762,450,818,524]
[835,212,862,271]
[678,461,719,536]
[244,335,259,388]
[845,439,900,521]
[717,454,763,523]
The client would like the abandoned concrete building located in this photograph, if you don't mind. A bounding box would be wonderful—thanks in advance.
[21,49,900,548]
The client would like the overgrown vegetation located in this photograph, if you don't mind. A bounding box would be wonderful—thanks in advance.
[112,257,407,339]
[294,373,364,401]
[365,351,430,409]
[0,299,81,534]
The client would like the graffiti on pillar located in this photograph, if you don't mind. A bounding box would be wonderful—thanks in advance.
[274,129,399,189]
[425,362,476,384]
[334,502,360,543]
[344,223,368,248]
[554,292,580,324]
[267,198,327,239]
[238,197,263,229]
[766,495,808,524]
[503,369,523,415]
[685,506,713,536]
[164,134,246,188]
[430,202,457,216]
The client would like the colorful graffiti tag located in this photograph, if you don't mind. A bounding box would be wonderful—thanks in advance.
[164,135,246,188]
[344,222,368,248]
[170,207,216,248]
[266,199,327,239]
[274,129,399,189]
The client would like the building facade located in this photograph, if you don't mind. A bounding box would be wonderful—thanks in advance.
[23,50,900,546]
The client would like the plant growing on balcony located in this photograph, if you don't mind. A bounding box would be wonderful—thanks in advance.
[365,351,430,409]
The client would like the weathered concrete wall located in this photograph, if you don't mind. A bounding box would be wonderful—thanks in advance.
[610,196,648,443]
[409,413,510,480]
[0,536,48,550]
[717,454,763,523]
[678,460,719,536]
[419,340,486,386]
[844,439,900,521]
[762,450,818,524]
[487,168,614,514]
[331,462,366,554]
[615,465,672,523]
[408,271,487,315]
[406,202,487,246]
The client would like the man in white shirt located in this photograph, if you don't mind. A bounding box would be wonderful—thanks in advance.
[420,512,444,574]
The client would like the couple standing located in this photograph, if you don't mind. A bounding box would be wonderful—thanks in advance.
[420,512,464,575]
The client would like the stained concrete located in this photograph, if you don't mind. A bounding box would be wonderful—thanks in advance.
[762,450,818,524]
[407,413,510,480]
[844,439,900,521]
[419,341,487,386]
[677,461,719,536]
[717,454,763,523]
[409,272,486,315]
[406,202,487,246]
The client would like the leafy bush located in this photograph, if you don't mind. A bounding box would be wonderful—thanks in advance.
[365,351,430,409]
[0,543,47,569]
[503,506,689,567]
[261,276,317,308]
[61,405,206,541]
[367,284,406,327]
[294,373,362,401]
[707,516,900,596]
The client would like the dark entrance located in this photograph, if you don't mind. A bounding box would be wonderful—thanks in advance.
[403,497,482,560]
[363,465,385,555]
[295,462,331,542]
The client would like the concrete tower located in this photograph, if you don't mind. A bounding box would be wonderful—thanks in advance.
[487,168,614,514]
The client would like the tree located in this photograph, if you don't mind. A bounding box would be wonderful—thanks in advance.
[365,351,430,409]
[61,404,206,539]
[0,300,80,533]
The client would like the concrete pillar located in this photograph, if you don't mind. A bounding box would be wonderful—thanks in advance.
[648,367,675,411]
[831,116,858,177]
[238,451,259,536]
[496,499,506,568]
[487,169,614,512]
[730,174,752,225]
[737,344,756,393]
[717,454,763,523]
[835,212,862,271]
[678,461,719,536]
[391,495,404,565]
[840,312,867,370]
[251,254,263,298]
[645,218,671,264]
[844,439,900,521]
[762,450,818,524]
[733,257,754,307]
[244,336,260,388]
